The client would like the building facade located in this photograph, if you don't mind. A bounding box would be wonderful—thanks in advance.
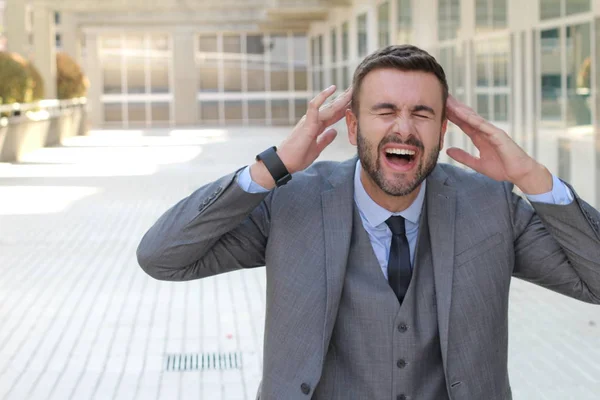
[1,0,599,206]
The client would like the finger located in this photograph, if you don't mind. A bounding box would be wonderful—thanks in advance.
[316,128,338,153]
[306,85,337,123]
[320,87,353,123]
[446,147,481,171]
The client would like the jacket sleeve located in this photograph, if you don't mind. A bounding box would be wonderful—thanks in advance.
[136,169,272,281]
[510,181,600,304]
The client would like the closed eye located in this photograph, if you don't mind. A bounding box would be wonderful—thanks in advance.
[378,112,394,116]
[414,114,429,119]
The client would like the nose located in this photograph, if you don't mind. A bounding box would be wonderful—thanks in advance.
[392,114,414,137]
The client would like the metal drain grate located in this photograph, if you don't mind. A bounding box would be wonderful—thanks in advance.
[165,352,243,371]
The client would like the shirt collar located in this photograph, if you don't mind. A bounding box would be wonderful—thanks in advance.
[353,160,425,229]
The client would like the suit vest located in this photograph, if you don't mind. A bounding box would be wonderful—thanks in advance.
[314,203,449,399]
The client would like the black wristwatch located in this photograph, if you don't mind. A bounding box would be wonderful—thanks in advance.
[255,146,292,187]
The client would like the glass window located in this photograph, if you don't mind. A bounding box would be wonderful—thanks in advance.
[151,102,170,122]
[248,100,266,123]
[198,63,219,92]
[199,35,218,52]
[540,0,561,20]
[343,66,351,88]
[150,58,170,94]
[223,60,243,92]
[477,94,490,120]
[331,28,337,63]
[492,0,507,29]
[331,68,338,88]
[357,14,368,57]
[272,100,290,125]
[342,22,349,61]
[397,0,412,44]
[475,0,489,31]
[102,56,122,94]
[103,103,123,123]
[224,101,243,122]
[293,34,308,63]
[493,94,509,121]
[56,34,62,48]
[438,0,460,40]
[566,0,590,16]
[247,60,266,91]
[492,41,509,87]
[294,99,308,122]
[268,34,288,62]
[317,36,323,66]
[200,101,220,122]
[476,0,507,32]
[540,28,562,121]
[378,2,390,48]
[475,48,489,86]
[126,57,146,94]
[271,61,289,91]
[566,23,591,126]
[223,35,241,53]
[247,35,265,55]
[294,67,308,91]
[128,102,146,123]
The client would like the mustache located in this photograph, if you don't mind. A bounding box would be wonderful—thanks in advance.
[378,135,424,151]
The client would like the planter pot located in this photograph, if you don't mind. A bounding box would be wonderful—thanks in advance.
[0,124,8,158]
[0,117,51,162]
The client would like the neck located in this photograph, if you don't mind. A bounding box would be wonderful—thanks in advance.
[359,167,421,213]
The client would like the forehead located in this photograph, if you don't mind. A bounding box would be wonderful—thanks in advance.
[359,68,444,109]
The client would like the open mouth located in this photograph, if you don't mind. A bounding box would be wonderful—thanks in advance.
[383,148,418,170]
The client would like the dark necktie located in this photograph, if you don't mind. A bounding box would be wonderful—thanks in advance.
[385,216,412,304]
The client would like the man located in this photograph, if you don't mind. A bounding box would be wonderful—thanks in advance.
[137,45,600,399]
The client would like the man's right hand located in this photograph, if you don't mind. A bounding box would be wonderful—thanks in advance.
[250,85,353,189]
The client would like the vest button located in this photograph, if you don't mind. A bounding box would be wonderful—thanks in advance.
[397,359,407,368]
[300,383,311,395]
[397,395,407,400]
[398,323,408,333]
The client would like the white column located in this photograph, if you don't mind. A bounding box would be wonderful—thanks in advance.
[509,0,540,157]
[172,30,198,126]
[4,0,28,56]
[412,0,438,52]
[60,12,81,64]
[33,5,57,99]
[84,32,102,128]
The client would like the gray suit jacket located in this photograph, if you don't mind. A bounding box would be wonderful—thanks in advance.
[137,158,600,399]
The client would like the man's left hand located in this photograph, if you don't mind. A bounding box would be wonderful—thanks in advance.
[445,95,553,195]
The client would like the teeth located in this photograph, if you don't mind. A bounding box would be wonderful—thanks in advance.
[385,148,416,156]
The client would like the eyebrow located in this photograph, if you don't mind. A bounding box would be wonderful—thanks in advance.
[370,103,436,115]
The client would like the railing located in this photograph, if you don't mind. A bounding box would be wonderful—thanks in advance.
[0,98,87,118]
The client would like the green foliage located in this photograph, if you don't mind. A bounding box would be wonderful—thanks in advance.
[26,61,45,101]
[56,51,88,99]
[0,52,33,105]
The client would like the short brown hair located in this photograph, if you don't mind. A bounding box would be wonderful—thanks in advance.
[351,45,449,119]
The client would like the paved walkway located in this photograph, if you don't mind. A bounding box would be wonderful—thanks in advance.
[0,127,598,400]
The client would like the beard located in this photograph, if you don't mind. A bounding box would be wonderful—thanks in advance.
[357,125,441,197]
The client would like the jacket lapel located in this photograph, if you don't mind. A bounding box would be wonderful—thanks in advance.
[320,158,356,357]
[426,165,457,372]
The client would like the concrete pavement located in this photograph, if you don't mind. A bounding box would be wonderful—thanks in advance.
[0,126,598,399]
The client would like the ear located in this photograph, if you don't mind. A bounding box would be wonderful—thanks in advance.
[346,109,358,146]
[440,118,448,148]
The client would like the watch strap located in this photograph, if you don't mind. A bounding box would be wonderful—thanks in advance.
[255,146,292,187]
